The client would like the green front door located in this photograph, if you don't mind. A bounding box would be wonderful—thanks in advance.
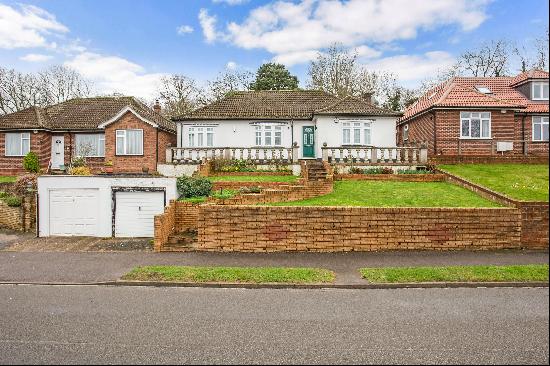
[302,126,315,158]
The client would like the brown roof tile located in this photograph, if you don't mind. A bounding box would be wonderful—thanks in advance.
[0,96,176,133]
[315,95,402,116]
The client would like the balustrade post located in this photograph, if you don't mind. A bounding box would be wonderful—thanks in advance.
[321,142,328,161]
[292,142,299,163]
[419,144,427,163]
[370,147,378,163]
[166,144,173,163]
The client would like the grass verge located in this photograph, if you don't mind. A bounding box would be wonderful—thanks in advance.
[269,180,501,207]
[122,266,335,284]
[209,175,297,183]
[440,164,549,202]
[360,264,549,283]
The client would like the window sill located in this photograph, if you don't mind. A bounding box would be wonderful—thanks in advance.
[531,140,550,143]
[459,137,493,140]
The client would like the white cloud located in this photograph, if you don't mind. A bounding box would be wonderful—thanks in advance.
[354,45,382,59]
[226,61,238,70]
[213,0,249,5]
[20,53,54,62]
[177,25,194,35]
[198,9,219,43]
[65,52,166,100]
[213,0,489,65]
[0,4,68,49]
[272,50,320,66]
[365,51,456,87]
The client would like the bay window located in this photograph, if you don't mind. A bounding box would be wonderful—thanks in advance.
[188,127,214,147]
[75,134,105,157]
[342,120,372,145]
[254,124,283,146]
[532,82,549,100]
[532,116,549,142]
[116,129,143,155]
[5,132,30,156]
[460,112,491,139]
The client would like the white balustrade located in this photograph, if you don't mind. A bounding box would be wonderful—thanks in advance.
[167,147,294,164]
[321,146,428,165]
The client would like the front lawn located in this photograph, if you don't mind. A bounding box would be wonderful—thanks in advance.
[269,181,500,207]
[360,264,549,283]
[440,164,549,201]
[208,175,297,183]
[122,266,335,284]
[0,176,16,183]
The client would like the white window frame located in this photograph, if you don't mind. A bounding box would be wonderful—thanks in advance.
[75,134,105,157]
[254,124,283,147]
[460,112,491,139]
[342,120,373,145]
[115,129,143,155]
[188,126,214,147]
[532,81,549,101]
[5,132,30,157]
[403,124,409,141]
[532,116,549,142]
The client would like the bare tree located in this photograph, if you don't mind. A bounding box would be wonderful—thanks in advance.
[156,74,202,118]
[458,40,511,77]
[533,27,549,71]
[201,69,253,104]
[0,65,92,115]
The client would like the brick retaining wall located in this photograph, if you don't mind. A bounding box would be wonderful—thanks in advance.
[0,195,35,232]
[431,155,549,164]
[212,181,293,191]
[195,206,522,252]
[336,174,446,182]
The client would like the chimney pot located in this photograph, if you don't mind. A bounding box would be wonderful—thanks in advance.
[153,99,161,113]
[361,92,373,104]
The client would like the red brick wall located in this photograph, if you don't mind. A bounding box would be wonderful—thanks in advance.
[158,130,176,164]
[398,112,435,152]
[516,202,549,249]
[195,206,522,252]
[0,131,51,175]
[335,174,445,182]
[104,111,175,173]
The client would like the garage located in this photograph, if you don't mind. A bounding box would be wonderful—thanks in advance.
[49,189,100,236]
[37,176,177,237]
[114,190,165,237]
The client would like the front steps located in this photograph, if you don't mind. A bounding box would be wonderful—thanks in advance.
[161,229,197,252]
[302,159,329,181]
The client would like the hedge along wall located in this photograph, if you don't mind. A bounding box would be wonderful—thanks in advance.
[335,174,446,182]
[0,195,35,232]
[195,206,522,252]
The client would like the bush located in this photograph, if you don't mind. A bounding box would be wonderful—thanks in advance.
[239,186,261,194]
[425,163,437,172]
[381,167,394,174]
[0,191,8,199]
[71,156,87,168]
[363,167,383,174]
[397,169,433,174]
[23,151,40,173]
[12,174,37,196]
[349,167,364,174]
[5,196,21,207]
[69,166,92,176]
[177,176,213,198]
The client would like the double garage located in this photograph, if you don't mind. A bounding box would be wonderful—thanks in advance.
[37,176,177,237]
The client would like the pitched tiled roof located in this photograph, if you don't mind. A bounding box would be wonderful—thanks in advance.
[315,95,402,116]
[0,96,176,133]
[400,70,549,123]
[176,91,341,120]
[509,69,549,86]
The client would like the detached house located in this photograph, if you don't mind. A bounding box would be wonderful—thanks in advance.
[398,69,549,159]
[0,97,176,174]
[170,90,401,163]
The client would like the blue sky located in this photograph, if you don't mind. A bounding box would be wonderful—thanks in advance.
[0,0,548,99]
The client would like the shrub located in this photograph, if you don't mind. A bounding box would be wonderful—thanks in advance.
[71,156,87,168]
[12,174,37,196]
[69,166,92,176]
[425,163,437,172]
[0,191,8,199]
[349,167,364,174]
[5,196,21,207]
[239,186,261,194]
[177,176,212,198]
[363,167,384,174]
[22,151,40,173]
[381,167,394,174]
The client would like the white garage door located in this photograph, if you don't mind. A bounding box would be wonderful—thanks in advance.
[115,191,165,237]
[49,189,100,236]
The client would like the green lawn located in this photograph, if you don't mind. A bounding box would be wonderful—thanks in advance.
[122,266,335,284]
[440,164,549,202]
[208,175,297,183]
[360,265,549,283]
[0,176,16,183]
[269,180,501,207]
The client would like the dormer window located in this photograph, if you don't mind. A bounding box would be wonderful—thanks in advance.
[475,86,491,94]
[532,81,549,100]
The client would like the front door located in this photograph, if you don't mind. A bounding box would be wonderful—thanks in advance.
[302,126,315,158]
[51,135,64,169]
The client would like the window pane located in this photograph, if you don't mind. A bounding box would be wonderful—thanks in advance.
[534,123,542,141]
[256,132,261,145]
[353,128,361,144]
[207,132,214,147]
[126,130,143,154]
[533,84,541,99]
[460,112,470,118]
[21,136,30,155]
[543,83,549,99]
[364,128,371,145]
[471,119,481,137]
[275,132,281,146]
[481,120,490,138]
[189,133,194,147]
[116,135,125,154]
[481,112,490,119]
[543,124,549,141]
[76,134,101,156]
[265,131,271,145]
[198,132,203,147]
[5,133,22,156]
[461,120,469,137]
[98,136,105,156]
[343,129,350,144]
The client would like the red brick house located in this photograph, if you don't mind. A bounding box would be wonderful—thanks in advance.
[0,97,176,175]
[397,69,549,161]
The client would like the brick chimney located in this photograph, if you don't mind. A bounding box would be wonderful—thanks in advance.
[153,99,161,114]
[361,92,373,104]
